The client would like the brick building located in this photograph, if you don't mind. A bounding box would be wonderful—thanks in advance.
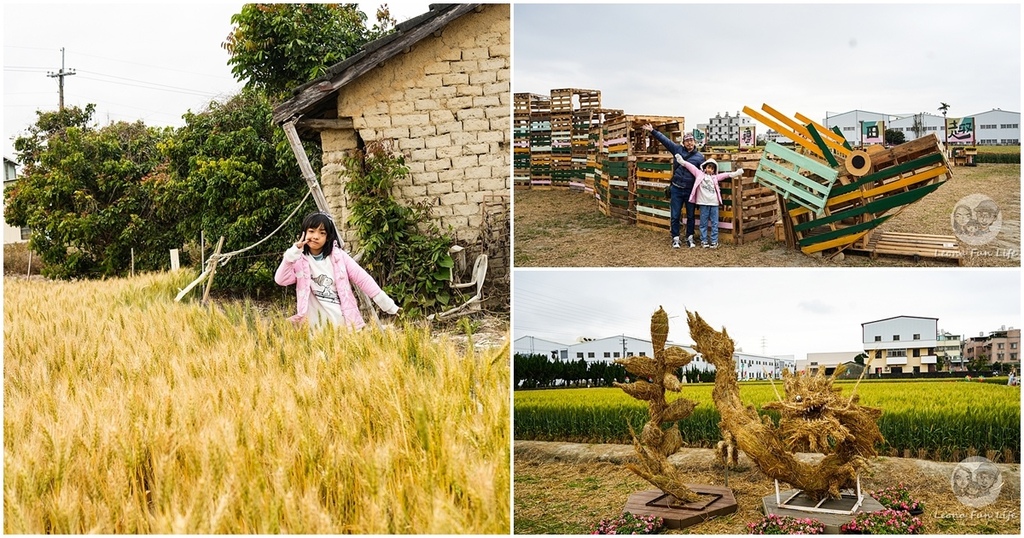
[273,4,510,285]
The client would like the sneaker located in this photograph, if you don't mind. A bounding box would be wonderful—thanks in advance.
[711,242,719,249]
[686,235,696,248]
[672,236,681,249]
[701,242,710,248]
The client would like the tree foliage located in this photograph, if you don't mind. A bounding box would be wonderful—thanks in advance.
[223,3,396,100]
[884,128,905,146]
[4,105,179,279]
[155,89,313,296]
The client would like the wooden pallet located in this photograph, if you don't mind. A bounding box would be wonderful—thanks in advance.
[847,231,962,265]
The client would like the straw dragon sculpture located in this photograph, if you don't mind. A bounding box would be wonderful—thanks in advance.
[686,309,884,500]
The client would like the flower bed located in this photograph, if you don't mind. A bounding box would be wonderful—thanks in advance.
[840,509,924,534]
[592,512,664,534]
[747,513,826,534]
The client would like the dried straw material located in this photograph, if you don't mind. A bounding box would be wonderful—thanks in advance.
[613,306,701,503]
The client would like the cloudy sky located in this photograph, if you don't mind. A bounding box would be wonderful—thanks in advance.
[513,268,1021,361]
[3,2,435,160]
[513,3,1020,131]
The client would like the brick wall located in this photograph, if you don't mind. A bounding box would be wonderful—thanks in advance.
[319,4,510,285]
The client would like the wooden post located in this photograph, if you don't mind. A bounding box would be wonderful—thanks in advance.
[131,248,135,277]
[26,249,32,277]
[202,236,225,306]
[170,249,180,271]
[282,120,332,217]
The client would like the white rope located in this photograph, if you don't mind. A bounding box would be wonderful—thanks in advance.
[176,190,311,302]
[212,189,312,268]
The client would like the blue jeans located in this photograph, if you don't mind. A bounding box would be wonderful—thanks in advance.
[670,185,696,238]
[698,204,719,245]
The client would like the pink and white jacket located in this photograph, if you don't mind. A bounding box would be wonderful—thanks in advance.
[675,156,744,205]
[274,243,387,330]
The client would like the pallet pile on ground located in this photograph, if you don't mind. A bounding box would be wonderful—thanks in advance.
[743,103,954,260]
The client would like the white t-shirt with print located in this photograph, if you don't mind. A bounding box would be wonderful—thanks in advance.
[305,253,345,328]
[696,176,718,206]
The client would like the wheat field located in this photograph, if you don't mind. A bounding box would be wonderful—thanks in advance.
[3,271,510,533]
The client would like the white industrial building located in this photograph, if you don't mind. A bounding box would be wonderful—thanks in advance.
[820,109,1019,147]
[513,335,792,378]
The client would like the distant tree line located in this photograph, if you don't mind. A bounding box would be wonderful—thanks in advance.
[514,353,715,390]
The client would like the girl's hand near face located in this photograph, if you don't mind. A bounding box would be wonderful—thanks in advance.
[294,231,307,250]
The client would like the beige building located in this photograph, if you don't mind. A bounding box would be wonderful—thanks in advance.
[801,351,863,376]
[272,4,510,283]
[963,327,1020,370]
[862,316,939,374]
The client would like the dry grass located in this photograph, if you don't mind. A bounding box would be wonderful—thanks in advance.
[514,441,1021,535]
[3,270,510,533]
[513,163,1020,267]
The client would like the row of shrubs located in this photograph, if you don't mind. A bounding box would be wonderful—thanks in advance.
[974,152,1021,164]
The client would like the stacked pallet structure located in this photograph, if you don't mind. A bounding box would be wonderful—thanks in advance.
[742,103,954,260]
[528,93,552,186]
[512,93,542,187]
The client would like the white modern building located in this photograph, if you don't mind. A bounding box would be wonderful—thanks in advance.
[862,315,939,375]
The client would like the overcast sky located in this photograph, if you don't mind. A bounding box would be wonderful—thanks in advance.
[513,3,1020,132]
[513,268,1021,361]
[3,2,435,161]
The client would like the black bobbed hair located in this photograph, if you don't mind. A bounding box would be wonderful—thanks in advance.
[299,211,339,257]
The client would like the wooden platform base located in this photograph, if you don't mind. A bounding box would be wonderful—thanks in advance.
[623,486,737,530]
[847,231,962,265]
[762,489,885,534]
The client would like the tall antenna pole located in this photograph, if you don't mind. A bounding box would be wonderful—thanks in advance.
[47,47,76,110]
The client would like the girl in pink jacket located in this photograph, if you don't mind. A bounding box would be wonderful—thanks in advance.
[275,212,399,330]
[674,155,744,249]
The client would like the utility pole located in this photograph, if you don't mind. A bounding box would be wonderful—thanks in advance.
[47,47,76,110]
[620,335,627,359]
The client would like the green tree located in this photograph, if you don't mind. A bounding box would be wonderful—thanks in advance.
[853,352,868,366]
[884,129,905,146]
[4,105,177,279]
[155,89,312,297]
[223,3,395,100]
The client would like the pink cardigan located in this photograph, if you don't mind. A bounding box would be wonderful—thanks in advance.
[274,244,383,329]
[678,160,742,205]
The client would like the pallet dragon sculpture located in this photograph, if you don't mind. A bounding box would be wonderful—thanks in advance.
[744,103,952,258]
[687,309,883,500]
